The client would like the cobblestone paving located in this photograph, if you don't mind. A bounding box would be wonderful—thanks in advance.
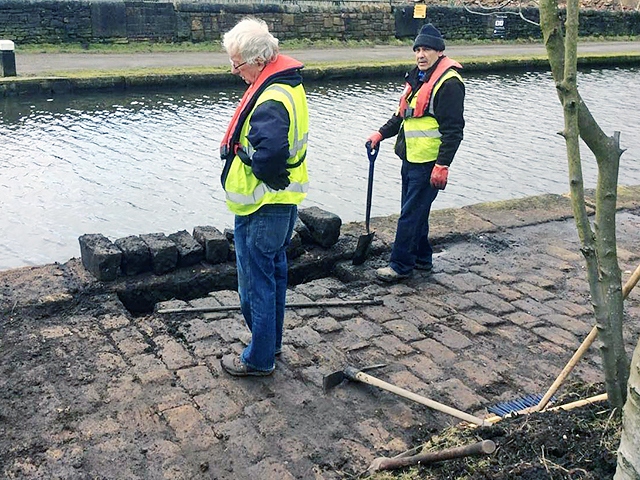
[2,211,639,479]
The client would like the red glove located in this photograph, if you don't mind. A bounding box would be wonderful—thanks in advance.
[366,132,383,149]
[430,164,449,190]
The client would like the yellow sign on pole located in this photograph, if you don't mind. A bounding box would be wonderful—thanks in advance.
[413,4,427,18]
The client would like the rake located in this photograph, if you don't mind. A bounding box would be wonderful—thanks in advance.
[487,263,640,421]
[487,393,556,417]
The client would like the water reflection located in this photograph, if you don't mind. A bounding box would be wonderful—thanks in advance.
[1,67,639,270]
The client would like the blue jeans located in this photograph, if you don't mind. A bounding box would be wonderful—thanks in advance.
[234,204,297,372]
[389,160,439,276]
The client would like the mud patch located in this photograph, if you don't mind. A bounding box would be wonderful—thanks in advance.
[469,233,519,254]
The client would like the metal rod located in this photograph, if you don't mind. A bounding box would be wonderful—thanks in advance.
[157,298,383,314]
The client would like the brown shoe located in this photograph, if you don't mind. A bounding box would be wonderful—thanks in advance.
[220,354,274,377]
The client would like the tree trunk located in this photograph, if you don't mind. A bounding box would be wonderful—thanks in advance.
[615,339,640,479]
[538,0,628,408]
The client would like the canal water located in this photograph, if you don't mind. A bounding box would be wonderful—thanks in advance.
[1,67,639,270]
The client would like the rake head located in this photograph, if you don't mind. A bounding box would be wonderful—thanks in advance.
[488,393,557,417]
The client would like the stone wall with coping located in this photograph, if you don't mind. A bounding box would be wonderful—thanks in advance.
[0,1,639,45]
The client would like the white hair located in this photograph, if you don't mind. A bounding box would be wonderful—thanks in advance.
[222,17,279,65]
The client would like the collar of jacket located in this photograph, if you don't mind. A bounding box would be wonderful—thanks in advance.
[405,56,445,91]
[220,54,305,158]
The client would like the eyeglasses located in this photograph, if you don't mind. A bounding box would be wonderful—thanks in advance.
[230,59,248,70]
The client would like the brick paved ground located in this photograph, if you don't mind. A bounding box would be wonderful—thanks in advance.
[1,192,639,479]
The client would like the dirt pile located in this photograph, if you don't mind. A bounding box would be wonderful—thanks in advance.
[376,384,620,479]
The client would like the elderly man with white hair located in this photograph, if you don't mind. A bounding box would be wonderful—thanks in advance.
[218,17,309,376]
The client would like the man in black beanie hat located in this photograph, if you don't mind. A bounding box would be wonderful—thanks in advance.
[412,23,446,52]
[366,23,465,282]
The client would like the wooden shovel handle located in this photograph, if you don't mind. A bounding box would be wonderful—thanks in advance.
[348,369,490,426]
[370,440,496,472]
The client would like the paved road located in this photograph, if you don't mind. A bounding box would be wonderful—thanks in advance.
[14,41,640,75]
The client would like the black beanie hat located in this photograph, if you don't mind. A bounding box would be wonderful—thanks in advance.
[413,23,445,52]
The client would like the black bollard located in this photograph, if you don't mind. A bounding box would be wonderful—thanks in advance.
[1,40,17,77]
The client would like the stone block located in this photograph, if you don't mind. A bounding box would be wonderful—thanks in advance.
[78,233,122,281]
[193,226,229,265]
[168,230,204,267]
[91,1,126,38]
[297,206,341,248]
[177,365,217,396]
[286,230,304,260]
[114,235,152,276]
[156,335,196,371]
[140,233,178,275]
[294,217,313,244]
[224,228,236,262]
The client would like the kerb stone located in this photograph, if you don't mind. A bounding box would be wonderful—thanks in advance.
[114,235,152,276]
[140,233,178,275]
[168,230,205,267]
[193,226,229,264]
[78,233,122,281]
[298,206,341,248]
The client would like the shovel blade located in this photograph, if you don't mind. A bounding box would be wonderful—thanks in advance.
[352,232,375,266]
[322,370,345,393]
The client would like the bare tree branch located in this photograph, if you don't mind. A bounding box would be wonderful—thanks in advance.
[458,0,540,26]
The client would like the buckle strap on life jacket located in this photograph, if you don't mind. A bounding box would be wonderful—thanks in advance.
[236,147,306,169]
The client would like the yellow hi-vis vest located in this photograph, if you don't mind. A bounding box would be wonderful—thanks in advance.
[224,83,309,216]
[400,66,463,164]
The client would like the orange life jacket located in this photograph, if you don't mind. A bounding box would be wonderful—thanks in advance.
[398,57,462,119]
[219,54,304,160]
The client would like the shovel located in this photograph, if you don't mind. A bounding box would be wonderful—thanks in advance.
[352,141,379,266]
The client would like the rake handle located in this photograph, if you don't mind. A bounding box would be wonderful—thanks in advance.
[532,325,598,412]
[622,263,640,298]
[532,262,640,412]
[346,368,489,427]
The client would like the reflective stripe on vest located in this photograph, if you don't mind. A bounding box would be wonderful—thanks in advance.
[225,180,308,206]
[224,81,309,216]
[404,69,462,163]
[244,84,308,164]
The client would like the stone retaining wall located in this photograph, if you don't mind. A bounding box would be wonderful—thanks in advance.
[1,1,639,44]
[78,206,341,282]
